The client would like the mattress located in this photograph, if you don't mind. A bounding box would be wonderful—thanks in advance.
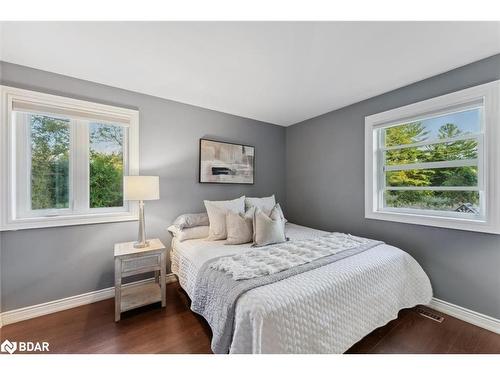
[171,223,432,353]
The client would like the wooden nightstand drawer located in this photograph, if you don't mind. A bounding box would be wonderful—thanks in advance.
[121,254,161,273]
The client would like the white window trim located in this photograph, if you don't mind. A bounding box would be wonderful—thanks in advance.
[0,86,140,231]
[365,80,500,234]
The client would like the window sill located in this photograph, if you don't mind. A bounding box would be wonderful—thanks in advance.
[365,210,500,234]
[0,212,138,231]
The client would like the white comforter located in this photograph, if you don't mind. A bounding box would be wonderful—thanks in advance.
[170,223,432,354]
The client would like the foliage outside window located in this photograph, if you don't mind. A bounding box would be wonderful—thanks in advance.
[89,123,125,208]
[30,115,71,210]
[381,108,481,216]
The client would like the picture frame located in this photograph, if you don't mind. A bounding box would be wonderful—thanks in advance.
[199,138,255,185]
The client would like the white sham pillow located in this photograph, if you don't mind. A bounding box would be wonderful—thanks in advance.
[245,195,276,214]
[168,225,209,242]
[252,203,287,247]
[171,213,209,230]
[225,208,255,245]
[204,196,245,240]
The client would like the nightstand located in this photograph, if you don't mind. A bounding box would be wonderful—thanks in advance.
[114,238,167,322]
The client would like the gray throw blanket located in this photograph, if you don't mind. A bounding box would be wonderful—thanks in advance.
[191,233,383,353]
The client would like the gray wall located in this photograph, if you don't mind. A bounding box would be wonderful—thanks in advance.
[286,54,500,319]
[0,61,286,311]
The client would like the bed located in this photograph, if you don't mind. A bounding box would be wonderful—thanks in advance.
[170,223,432,354]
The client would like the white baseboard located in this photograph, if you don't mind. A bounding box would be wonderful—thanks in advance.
[0,273,178,327]
[428,297,500,334]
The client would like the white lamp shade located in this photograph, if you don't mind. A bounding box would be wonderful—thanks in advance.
[124,176,160,201]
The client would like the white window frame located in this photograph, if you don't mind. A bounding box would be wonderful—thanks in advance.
[0,86,140,231]
[365,80,500,234]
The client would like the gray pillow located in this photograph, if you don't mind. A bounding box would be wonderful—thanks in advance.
[167,225,209,242]
[252,203,287,247]
[245,195,287,222]
[172,213,209,230]
[245,195,276,214]
[225,208,255,245]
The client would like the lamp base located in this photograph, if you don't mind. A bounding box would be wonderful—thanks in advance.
[135,200,148,249]
[133,240,150,249]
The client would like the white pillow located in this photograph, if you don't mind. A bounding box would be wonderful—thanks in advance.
[204,196,245,240]
[252,203,287,247]
[245,195,276,214]
[225,208,255,245]
[171,213,209,230]
[168,225,209,242]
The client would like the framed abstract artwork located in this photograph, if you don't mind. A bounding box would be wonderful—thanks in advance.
[199,139,255,184]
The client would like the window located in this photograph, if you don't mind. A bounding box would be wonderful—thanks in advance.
[1,86,139,230]
[365,81,500,234]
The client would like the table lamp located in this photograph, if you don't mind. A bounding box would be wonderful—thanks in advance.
[124,176,160,248]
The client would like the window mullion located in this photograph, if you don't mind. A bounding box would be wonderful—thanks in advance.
[382,133,480,151]
[384,186,479,191]
[378,129,386,211]
[477,108,486,218]
[72,120,90,213]
[384,159,478,172]
[15,112,31,218]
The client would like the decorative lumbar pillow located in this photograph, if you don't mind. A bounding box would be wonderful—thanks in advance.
[171,213,209,230]
[167,225,209,242]
[204,196,245,240]
[252,203,287,247]
[245,195,276,214]
[225,207,255,245]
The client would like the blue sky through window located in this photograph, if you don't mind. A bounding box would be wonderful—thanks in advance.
[420,108,481,139]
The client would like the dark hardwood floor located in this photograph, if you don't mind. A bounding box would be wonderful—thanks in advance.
[1,282,499,354]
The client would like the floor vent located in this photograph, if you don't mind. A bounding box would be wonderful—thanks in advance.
[416,307,444,323]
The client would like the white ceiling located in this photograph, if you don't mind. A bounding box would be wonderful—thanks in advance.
[1,21,499,126]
